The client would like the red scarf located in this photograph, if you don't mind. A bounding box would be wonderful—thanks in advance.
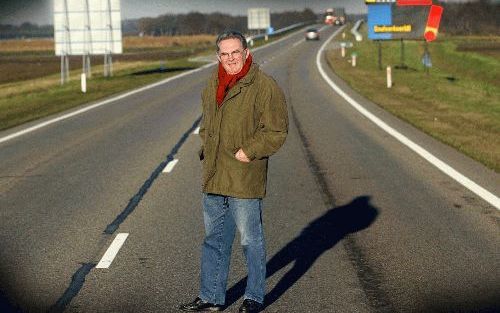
[216,53,253,107]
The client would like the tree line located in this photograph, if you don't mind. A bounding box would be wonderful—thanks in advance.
[0,23,54,39]
[0,9,317,39]
[127,9,318,36]
[0,2,498,39]
[437,0,499,35]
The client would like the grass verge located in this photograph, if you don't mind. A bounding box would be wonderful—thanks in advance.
[0,36,221,131]
[326,26,500,172]
[0,58,203,130]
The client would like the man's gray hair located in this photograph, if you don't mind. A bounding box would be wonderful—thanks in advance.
[216,30,248,52]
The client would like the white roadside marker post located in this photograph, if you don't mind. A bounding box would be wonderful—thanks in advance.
[387,66,392,88]
[81,73,87,93]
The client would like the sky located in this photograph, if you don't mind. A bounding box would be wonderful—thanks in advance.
[0,0,475,26]
[2,0,362,25]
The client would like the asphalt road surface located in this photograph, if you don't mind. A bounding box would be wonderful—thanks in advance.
[0,25,499,313]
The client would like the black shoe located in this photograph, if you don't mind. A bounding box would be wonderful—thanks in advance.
[179,297,223,312]
[238,299,263,313]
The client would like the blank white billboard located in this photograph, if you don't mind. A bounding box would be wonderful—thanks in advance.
[248,8,271,30]
[54,0,122,56]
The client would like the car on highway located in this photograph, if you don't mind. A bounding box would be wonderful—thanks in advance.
[305,28,320,41]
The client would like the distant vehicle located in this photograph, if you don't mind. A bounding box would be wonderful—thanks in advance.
[305,28,320,41]
[324,8,346,26]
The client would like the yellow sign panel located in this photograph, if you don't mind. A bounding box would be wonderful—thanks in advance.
[374,24,412,32]
[365,0,396,3]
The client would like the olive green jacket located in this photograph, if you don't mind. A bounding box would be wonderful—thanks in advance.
[199,63,288,199]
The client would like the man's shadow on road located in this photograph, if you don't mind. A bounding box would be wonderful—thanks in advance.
[225,195,379,309]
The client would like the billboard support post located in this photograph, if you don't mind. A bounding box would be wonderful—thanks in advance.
[83,0,92,78]
[87,54,91,77]
[104,53,113,77]
[60,54,69,85]
[378,41,382,70]
[65,55,69,82]
[398,38,407,69]
[104,0,115,77]
[110,55,113,76]
[423,40,430,75]
[60,55,63,85]
[59,0,71,84]
[400,39,404,67]
[82,54,91,78]
[104,55,107,77]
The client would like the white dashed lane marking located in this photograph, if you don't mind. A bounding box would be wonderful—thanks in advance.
[96,233,129,269]
[163,159,179,173]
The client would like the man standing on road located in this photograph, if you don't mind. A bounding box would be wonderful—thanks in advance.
[179,30,288,313]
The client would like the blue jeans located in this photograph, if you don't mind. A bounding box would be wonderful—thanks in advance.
[199,193,266,305]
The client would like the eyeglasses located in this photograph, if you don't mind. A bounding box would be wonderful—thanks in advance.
[218,49,245,60]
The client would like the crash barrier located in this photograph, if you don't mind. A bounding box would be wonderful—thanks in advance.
[351,20,364,42]
[246,22,312,45]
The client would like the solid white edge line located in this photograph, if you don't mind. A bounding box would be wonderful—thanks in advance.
[0,26,306,145]
[316,27,500,210]
[96,233,129,269]
[163,159,179,173]
[0,63,214,145]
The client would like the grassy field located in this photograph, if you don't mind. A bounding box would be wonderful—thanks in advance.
[0,35,215,84]
[0,35,216,53]
[326,26,500,172]
[0,59,201,130]
[0,35,217,130]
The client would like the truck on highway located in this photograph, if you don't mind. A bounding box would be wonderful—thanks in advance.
[324,8,346,26]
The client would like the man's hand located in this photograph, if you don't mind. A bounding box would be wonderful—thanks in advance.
[235,148,250,163]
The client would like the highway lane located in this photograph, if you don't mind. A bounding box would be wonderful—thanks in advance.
[0,25,499,313]
[285,27,500,312]
[0,43,212,312]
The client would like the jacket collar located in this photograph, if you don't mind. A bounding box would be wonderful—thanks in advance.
[216,63,258,106]
[213,62,258,87]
